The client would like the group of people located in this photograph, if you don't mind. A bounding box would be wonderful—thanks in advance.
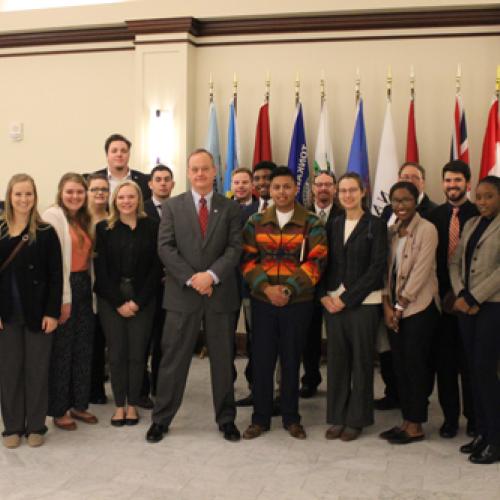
[0,133,499,467]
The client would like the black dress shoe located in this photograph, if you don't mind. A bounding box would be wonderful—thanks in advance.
[137,396,154,410]
[235,394,254,407]
[374,397,400,411]
[469,444,500,464]
[219,422,241,442]
[110,418,126,427]
[466,420,476,438]
[299,385,318,399]
[460,435,487,454]
[379,426,403,440]
[146,423,168,443]
[388,430,425,445]
[439,422,458,439]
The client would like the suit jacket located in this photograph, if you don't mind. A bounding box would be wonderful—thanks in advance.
[144,198,161,222]
[0,223,63,331]
[381,193,437,223]
[318,212,387,308]
[449,214,500,304]
[239,197,260,226]
[427,200,479,298]
[158,191,242,313]
[93,168,151,201]
[387,213,439,318]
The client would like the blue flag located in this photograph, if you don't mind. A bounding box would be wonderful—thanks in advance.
[347,99,370,190]
[288,103,309,203]
[223,98,240,196]
[205,100,223,193]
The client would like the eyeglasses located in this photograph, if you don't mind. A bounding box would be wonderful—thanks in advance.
[89,187,109,193]
[314,182,335,189]
[338,188,360,195]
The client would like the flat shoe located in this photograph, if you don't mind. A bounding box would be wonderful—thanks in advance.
[285,423,306,440]
[388,430,424,444]
[340,427,361,442]
[70,411,98,425]
[27,433,44,447]
[111,418,126,427]
[379,426,402,440]
[54,419,77,431]
[325,426,344,440]
[125,417,139,426]
[3,434,21,448]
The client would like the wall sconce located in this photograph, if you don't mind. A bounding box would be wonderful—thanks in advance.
[149,108,174,167]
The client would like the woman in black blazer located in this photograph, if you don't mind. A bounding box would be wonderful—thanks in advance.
[0,174,63,448]
[319,172,387,441]
[94,180,161,426]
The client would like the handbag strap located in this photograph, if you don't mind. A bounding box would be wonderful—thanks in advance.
[0,234,29,274]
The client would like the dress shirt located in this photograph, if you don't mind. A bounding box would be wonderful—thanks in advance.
[152,195,165,217]
[107,168,132,196]
[259,197,274,213]
[314,203,333,222]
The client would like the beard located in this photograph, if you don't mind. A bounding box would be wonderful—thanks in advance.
[446,188,466,203]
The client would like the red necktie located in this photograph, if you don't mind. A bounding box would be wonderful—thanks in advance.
[199,197,209,238]
[448,206,460,260]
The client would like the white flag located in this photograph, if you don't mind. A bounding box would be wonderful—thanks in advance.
[372,101,399,216]
[313,100,335,174]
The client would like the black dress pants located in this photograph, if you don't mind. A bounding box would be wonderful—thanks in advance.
[251,299,313,428]
[459,302,500,445]
[301,302,323,389]
[389,301,438,423]
[90,313,106,400]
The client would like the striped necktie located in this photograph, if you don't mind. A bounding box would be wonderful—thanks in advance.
[199,197,209,238]
[448,206,460,260]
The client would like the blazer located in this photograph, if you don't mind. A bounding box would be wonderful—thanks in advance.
[144,198,161,222]
[318,212,387,308]
[93,168,151,201]
[427,200,479,298]
[93,217,161,309]
[158,191,242,313]
[0,223,63,331]
[239,197,260,227]
[449,214,500,304]
[381,193,437,223]
[386,213,439,318]
[42,205,73,304]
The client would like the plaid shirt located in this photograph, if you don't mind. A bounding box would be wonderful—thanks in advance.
[241,202,327,303]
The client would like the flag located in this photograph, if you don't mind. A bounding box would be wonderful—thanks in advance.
[287,102,310,204]
[372,101,399,216]
[313,100,335,175]
[406,98,419,162]
[480,96,500,178]
[252,102,272,167]
[450,94,470,164]
[205,100,223,193]
[223,98,240,196]
[346,98,370,190]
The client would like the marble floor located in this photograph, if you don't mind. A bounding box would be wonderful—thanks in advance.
[1,358,500,500]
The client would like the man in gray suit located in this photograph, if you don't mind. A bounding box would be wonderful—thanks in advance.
[146,148,242,443]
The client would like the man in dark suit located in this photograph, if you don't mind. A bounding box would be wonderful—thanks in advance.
[300,169,341,399]
[141,164,175,400]
[146,148,242,443]
[93,134,151,201]
[376,161,438,411]
[428,160,478,438]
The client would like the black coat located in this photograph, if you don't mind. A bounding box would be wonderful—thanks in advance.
[144,198,161,222]
[0,224,63,331]
[318,212,388,308]
[381,193,437,223]
[427,200,479,298]
[92,168,151,201]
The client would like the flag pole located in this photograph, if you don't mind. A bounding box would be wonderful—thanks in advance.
[387,66,392,103]
[209,72,214,104]
[233,72,238,113]
[265,71,270,104]
[295,73,300,106]
[355,67,361,106]
[496,65,500,98]
[320,69,325,107]
[456,64,462,95]
[410,65,415,101]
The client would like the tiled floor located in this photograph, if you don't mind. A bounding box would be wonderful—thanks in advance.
[1,358,500,500]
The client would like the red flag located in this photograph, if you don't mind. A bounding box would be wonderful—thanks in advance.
[252,102,272,167]
[480,96,500,179]
[406,98,419,163]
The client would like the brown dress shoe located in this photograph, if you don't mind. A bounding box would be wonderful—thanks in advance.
[286,423,307,440]
[70,411,98,424]
[242,424,267,440]
[340,427,361,441]
[325,425,344,440]
[54,418,77,431]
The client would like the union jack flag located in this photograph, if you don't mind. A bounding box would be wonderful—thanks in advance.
[450,94,470,164]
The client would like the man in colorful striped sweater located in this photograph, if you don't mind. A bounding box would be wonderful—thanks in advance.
[241,166,328,440]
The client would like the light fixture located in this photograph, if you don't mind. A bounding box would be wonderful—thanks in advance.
[149,108,174,167]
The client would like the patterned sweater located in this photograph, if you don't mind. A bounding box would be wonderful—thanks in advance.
[241,202,328,304]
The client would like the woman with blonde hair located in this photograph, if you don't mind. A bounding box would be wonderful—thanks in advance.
[0,174,62,447]
[43,173,97,431]
[94,180,160,426]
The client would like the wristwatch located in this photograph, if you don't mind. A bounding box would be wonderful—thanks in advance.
[282,286,292,297]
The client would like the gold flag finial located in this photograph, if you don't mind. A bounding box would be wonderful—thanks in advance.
[410,65,415,100]
[387,66,393,101]
[355,67,361,105]
[265,71,270,103]
[295,72,300,106]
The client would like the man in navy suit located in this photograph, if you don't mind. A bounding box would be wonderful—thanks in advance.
[144,164,175,221]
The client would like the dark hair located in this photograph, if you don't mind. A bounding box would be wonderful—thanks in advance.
[86,173,109,186]
[270,166,296,183]
[478,175,500,193]
[389,181,419,203]
[105,134,131,153]
[232,167,253,180]
[187,148,214,165]
[442,160,471,182]
[254,161,277,173]
[150,164,173,180]
[314,169,337,184]
[337,172,368,210]
[399,161,426,180]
